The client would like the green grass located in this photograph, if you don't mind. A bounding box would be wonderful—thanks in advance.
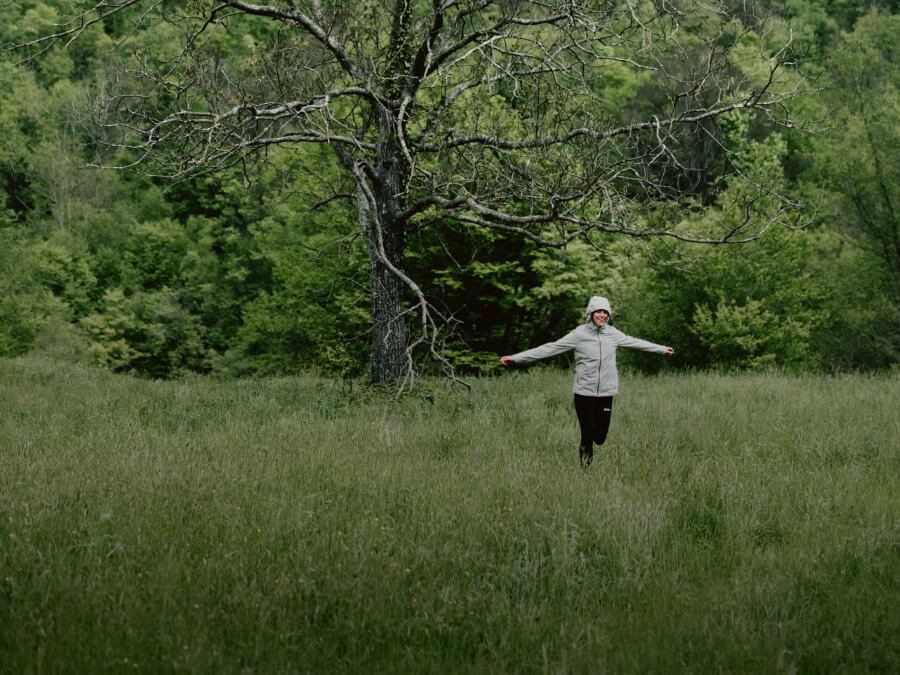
[1,356,898,674]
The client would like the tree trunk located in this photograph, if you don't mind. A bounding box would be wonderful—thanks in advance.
[358,109,410,384]
[360,199,408,384]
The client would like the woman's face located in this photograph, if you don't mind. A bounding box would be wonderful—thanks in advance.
[592,310,609,327]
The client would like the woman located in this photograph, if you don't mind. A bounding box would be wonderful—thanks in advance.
[500,296,674,466]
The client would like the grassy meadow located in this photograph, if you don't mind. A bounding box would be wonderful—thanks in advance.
[1,356,898,674]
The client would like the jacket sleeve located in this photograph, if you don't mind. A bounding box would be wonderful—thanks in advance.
[510,329,579,364]
[613,329,669,354]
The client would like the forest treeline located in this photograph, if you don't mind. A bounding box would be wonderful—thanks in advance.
[1,0,898,379]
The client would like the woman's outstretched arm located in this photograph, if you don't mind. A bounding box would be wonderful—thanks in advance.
[500,329,580,367]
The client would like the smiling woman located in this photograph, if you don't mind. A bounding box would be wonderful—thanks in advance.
[500,296,674,466]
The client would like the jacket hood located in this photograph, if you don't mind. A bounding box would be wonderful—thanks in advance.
[585,296,613,322]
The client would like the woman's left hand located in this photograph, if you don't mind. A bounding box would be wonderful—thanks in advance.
[664,347,674,356]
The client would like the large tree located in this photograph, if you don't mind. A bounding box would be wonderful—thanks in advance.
[11,0,804,384]
[819,10,900,300]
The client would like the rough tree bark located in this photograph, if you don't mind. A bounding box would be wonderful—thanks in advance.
[7,0,808,385]
[359,107,412,384]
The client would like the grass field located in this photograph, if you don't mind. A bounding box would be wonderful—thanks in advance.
[1,356,898,674]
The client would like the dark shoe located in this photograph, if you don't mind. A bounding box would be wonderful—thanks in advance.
[579,445,593,467]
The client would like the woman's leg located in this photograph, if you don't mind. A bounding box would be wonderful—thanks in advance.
[592,396,614,446]
[573,395,615,466]
[573,394,596,465]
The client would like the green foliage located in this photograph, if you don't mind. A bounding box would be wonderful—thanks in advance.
[609,113,837,372]
[690,296,810,370]
[807,230,900,371]
[2,1,899,378]
[408,224,624,373]
[614,114,834,370]
[33,231,98,318]
[776,0,898,34]
[121,220,189,291]
[0,229,61,355]
[815,10,900,297]
[80,287,208,377]
[0,62,43,220]
[619,227,830,371]
[77,215,244,376]
[790,9,900,369]
[233,162,369,377]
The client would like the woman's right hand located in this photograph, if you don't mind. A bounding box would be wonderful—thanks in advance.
[500,355,514,367]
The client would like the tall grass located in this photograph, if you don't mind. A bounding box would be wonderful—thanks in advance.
[1,356,898,674]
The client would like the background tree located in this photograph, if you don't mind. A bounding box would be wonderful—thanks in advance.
[804,10,900,368]
[817,11,899,297]
[606,115,830,373]
[10,0,806,385]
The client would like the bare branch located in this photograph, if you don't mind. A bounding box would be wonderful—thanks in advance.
[416,99,795,154]
[219,0,364,80]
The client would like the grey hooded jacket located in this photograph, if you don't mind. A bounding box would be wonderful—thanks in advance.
[509,296,668,397]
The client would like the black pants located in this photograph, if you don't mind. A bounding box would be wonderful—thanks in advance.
[573,394,613,449]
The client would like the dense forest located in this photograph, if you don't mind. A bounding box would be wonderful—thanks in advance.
[1,0,898,380]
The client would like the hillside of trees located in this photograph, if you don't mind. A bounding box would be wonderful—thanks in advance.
[2,0,898,380]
